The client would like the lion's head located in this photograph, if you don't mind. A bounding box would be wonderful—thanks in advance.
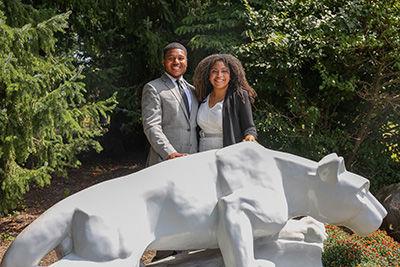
[313,153,387,236]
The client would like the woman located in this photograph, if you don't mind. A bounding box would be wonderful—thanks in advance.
[193,54,257,152]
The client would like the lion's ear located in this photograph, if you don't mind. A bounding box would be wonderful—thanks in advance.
[317,153,346,183]
[215,142,277,196]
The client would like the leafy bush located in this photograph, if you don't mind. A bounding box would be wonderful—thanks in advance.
[177,0,247,52]
[323,225,400,266]
[240,0,400,189]
[180,0,400,191]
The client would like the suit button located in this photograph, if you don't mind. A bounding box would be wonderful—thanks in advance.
[187,128,190,132]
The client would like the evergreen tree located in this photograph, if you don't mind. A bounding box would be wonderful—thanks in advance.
[0,0,116,213]
[16,0,200,138]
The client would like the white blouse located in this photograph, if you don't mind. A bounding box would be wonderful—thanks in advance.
[197,95,223,151]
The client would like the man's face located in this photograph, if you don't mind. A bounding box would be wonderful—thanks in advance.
[163,48,187,78]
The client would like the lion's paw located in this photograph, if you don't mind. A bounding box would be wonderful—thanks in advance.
[278,216,327,243]
[300,216,327,243]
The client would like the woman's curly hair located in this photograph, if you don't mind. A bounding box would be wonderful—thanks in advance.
[193,54,256,103]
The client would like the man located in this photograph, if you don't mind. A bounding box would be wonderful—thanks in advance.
[142,42,198,166]
[142,42,198,262]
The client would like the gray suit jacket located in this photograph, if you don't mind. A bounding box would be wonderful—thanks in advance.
[142,74,198,166]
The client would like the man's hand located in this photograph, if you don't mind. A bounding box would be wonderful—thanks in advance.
[167,152,188,160]
[242,134,256,142]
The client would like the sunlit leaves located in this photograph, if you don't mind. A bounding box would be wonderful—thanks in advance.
[0,1,116,213]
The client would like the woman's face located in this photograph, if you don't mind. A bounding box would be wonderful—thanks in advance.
[209,60,230,91]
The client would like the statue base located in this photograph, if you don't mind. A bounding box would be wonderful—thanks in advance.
[147,239,323,267]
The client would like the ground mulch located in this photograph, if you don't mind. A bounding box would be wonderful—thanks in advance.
[0,151,155,265]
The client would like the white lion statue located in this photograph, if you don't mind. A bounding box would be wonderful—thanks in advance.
[1,142,387,267]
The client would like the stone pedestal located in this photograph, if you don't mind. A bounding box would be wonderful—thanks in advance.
[147,239,323,267]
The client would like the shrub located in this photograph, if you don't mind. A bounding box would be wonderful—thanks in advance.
[323,225,400,266]
[179,0,400,190]
[241,0,400,191]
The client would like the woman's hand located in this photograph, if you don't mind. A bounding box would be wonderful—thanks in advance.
[242,134,256,142]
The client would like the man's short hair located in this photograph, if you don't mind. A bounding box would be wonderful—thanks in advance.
[163,42,187,58]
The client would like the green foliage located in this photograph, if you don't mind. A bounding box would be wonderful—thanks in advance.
[180,0,399,189]
[0,1,116,213]
[177,0,247,52]
[1,0,397,214]
[23,0,198,133]
[323,225,400,266]
[382,121,400,162]
[0,231,15,242]
[238,0,400,188]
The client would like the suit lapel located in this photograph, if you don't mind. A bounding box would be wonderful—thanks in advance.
[161,74,190,122]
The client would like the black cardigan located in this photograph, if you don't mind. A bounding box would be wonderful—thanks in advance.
[222,89,257,146]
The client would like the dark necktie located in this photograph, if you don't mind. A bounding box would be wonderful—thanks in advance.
[177,79,190,115]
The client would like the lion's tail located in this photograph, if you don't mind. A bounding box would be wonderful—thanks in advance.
[1,206,74,267]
